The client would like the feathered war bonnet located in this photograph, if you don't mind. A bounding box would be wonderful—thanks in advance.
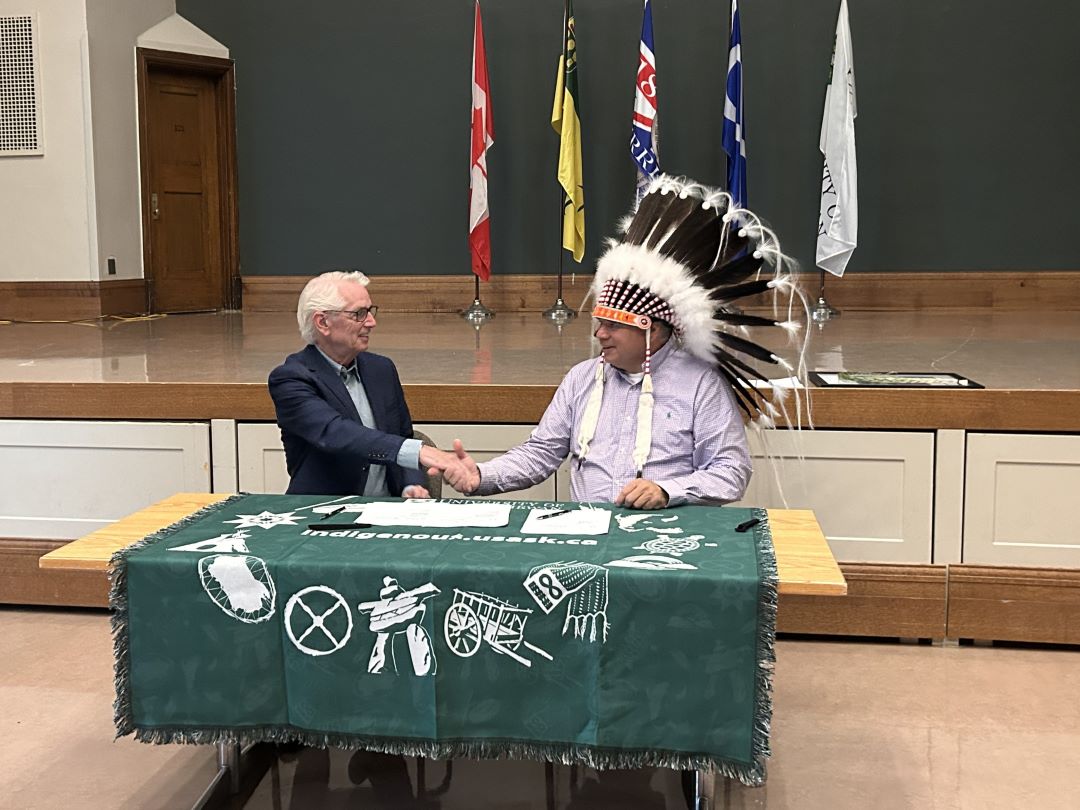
[579,175,810,472]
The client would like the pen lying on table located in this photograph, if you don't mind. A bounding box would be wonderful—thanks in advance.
[537,509,573,520]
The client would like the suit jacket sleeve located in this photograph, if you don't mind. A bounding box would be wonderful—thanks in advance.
[269,362,410,466]
[386,361,427,491]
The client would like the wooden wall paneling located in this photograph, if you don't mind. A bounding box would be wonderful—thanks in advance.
[0,538,109,607]
[947,565,1080,644]
[777,563,948,639]
[3,382,1079,432]
[242,272,1080,313]
[242,274,595,314]
[0,281,147,321]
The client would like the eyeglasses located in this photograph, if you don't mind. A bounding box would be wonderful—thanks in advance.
[324,306,378,322]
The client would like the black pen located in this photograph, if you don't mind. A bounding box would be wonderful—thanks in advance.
[319,506,346,520]
[537,509,573,520]
[310,523,372,530]
[735,517,762,533]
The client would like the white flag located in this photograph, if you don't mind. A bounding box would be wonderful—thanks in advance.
[816,0,857,277]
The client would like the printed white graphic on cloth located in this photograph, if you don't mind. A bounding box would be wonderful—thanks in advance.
[615,512,679,532]
[171,529,251,554]
[606,554,697,571]
[358,576,440,676]
[633,535,702,557]
[285,585,354,657]
[524,562,609,643]
[198,554,276,623]
[443,589,553,668]
[357,500,511,528]
[225,510,302,530]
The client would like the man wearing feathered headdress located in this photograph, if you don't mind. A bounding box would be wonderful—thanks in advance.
[444,175,808,509]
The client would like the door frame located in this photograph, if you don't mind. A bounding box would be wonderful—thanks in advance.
[137,47,240,311]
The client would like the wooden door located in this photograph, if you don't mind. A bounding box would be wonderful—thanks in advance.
[138,51,238,313]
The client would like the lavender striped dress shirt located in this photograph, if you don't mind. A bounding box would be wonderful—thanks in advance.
[475,340,752,506]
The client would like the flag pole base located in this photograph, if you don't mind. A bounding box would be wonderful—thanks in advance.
[542,298,577,324]
[461,298,495,324]
[810,296,841,324]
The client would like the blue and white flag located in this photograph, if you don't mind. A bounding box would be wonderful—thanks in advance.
[722,0,747,209]
[816,0,858,277]
[630,0,659,200]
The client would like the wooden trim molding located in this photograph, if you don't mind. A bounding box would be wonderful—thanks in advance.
[804,271,1080,311]
[243,274,595,314]
[0,538,108,607]
[11,549,1080,647]
[3,380,1076,432]
[243,271,1080,314]
[947,564,1080,644]
[777,562,948,639]
[0,280,147,321]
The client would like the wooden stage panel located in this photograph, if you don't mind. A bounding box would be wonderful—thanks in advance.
[0,310,1077,430]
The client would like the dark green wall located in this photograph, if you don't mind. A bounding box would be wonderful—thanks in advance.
[177,0,1080,276]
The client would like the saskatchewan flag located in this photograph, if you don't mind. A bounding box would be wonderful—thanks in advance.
[551,0,585,262]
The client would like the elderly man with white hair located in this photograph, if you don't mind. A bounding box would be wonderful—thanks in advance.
[269,270,465,497]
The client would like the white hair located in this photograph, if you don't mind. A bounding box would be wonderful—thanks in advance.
[296,270,370,344]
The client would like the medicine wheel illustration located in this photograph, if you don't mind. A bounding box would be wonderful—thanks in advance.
[285,585,354,657]
[443,589,552,668]
[633,536,701,557]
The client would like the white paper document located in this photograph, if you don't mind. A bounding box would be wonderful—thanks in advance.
[353,500,512,528]
[520,506,612,536]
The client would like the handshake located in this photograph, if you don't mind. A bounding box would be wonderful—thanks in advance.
[418,440,481,495]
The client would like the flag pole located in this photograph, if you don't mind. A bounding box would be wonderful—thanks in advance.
[543,0,577,325]
[543,195,576,324]
[810,268,840,325]
[462,275,495,323]
[463,0,495,324]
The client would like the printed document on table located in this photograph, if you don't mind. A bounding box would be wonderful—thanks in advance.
[355,500,512,528]
[520,507,612,536]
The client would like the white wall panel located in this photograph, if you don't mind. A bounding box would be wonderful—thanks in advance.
[0,419,210,538]
[964,433,1080,566]
[237,423,290,494]
[733,429,935,564]
[414,424,558,501]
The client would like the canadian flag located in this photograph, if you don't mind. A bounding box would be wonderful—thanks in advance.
[468,1,494,282]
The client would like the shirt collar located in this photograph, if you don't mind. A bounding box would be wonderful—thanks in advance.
[315,345,357,378]
[611,336,677,382]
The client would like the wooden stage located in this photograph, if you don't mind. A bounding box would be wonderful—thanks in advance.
[3,308,1080,644]
[1,308,1078,430]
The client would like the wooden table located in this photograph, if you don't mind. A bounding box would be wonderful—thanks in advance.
[40,493,846,597]
[39,493,844,810]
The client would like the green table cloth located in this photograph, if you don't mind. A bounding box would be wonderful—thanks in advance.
[112,494,776,785]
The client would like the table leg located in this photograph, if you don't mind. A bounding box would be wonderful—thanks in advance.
[218,741,241,794]
[693,768,715,810]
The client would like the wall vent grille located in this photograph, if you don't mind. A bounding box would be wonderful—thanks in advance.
[0,15,43,156]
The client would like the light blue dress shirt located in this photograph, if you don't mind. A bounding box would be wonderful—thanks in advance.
[315,347,423,496]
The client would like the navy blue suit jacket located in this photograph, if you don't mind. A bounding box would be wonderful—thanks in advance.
[268,344,426,496]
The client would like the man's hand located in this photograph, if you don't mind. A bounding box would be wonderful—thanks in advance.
[418,441,480,495]
[401,485,430,499]
[442,439,480,494]
[615,478,669,510]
